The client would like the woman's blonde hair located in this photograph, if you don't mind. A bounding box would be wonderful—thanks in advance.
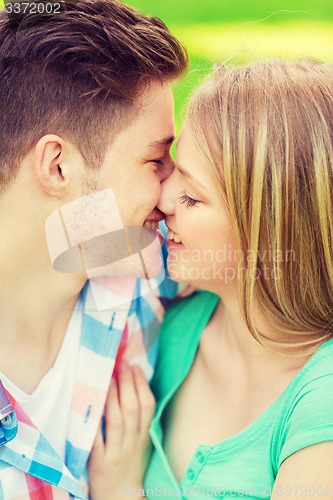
[187,59,333,354]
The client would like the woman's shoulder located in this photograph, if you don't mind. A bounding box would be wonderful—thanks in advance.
[275,339,333,469]
[277,338,333,414]
[296,338,333,384]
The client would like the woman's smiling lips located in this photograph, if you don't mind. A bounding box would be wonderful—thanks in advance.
[165,224,184,249]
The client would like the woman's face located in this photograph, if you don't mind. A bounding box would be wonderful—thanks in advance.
[158,126,237,293]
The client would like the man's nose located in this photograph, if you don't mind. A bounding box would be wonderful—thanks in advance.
[158,160,175,184]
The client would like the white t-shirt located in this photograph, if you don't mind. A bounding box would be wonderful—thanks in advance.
[0,299,83,459]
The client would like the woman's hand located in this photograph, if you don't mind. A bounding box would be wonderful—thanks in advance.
[88,362,155,500]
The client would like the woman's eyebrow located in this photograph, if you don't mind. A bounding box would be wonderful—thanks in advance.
[176,164,207,190]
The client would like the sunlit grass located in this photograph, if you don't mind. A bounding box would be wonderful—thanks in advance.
[169,19,333,132]
[172,20,333,63]
[126,0,333,24]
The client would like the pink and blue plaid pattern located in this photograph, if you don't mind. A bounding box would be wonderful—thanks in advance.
[0,267,180,499]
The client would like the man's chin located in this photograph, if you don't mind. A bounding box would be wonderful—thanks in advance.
[87,253,163,280]
[86,228,164,280]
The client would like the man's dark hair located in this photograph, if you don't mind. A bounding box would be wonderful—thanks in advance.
[0,0,188,189]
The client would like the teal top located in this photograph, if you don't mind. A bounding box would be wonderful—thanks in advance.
[144,291,333,499]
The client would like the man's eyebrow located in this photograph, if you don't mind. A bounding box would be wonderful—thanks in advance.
[176,164,207,190]
[148,135,175,148]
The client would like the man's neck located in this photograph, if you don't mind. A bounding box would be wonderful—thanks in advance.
[0,178,85,339]
[0,262,85,393]
[0,209,86,392]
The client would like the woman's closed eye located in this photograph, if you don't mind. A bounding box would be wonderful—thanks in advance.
[178,192,201,208]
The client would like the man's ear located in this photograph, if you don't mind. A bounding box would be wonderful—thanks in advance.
[33,134,82,197]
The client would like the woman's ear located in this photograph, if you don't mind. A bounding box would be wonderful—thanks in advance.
[33,134,84,198]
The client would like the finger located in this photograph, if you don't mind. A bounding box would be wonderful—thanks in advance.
[117,362,140,447]
[88,421,105,475]
[105,377,124,453]
[132,365,155,437]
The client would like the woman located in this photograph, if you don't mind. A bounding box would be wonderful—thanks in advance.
[89,59,333,499]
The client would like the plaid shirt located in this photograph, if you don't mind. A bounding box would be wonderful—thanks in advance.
[0,268,180,499]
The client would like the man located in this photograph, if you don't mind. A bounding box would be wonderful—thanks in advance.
[0,0,187,497]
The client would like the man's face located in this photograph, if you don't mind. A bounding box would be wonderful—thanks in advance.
[91,83,175,230]
[44,83,175,283]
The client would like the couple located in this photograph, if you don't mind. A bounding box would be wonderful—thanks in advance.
[0,1,332,499]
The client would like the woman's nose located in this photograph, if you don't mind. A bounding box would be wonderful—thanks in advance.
[157,170,177,216]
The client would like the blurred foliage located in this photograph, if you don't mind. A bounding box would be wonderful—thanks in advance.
[0,0,332,131]
[127,0,333,24]
[127,0,333,131]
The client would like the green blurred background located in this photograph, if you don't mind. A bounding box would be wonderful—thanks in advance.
[1,0,332,130]
[126,0,333,130]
